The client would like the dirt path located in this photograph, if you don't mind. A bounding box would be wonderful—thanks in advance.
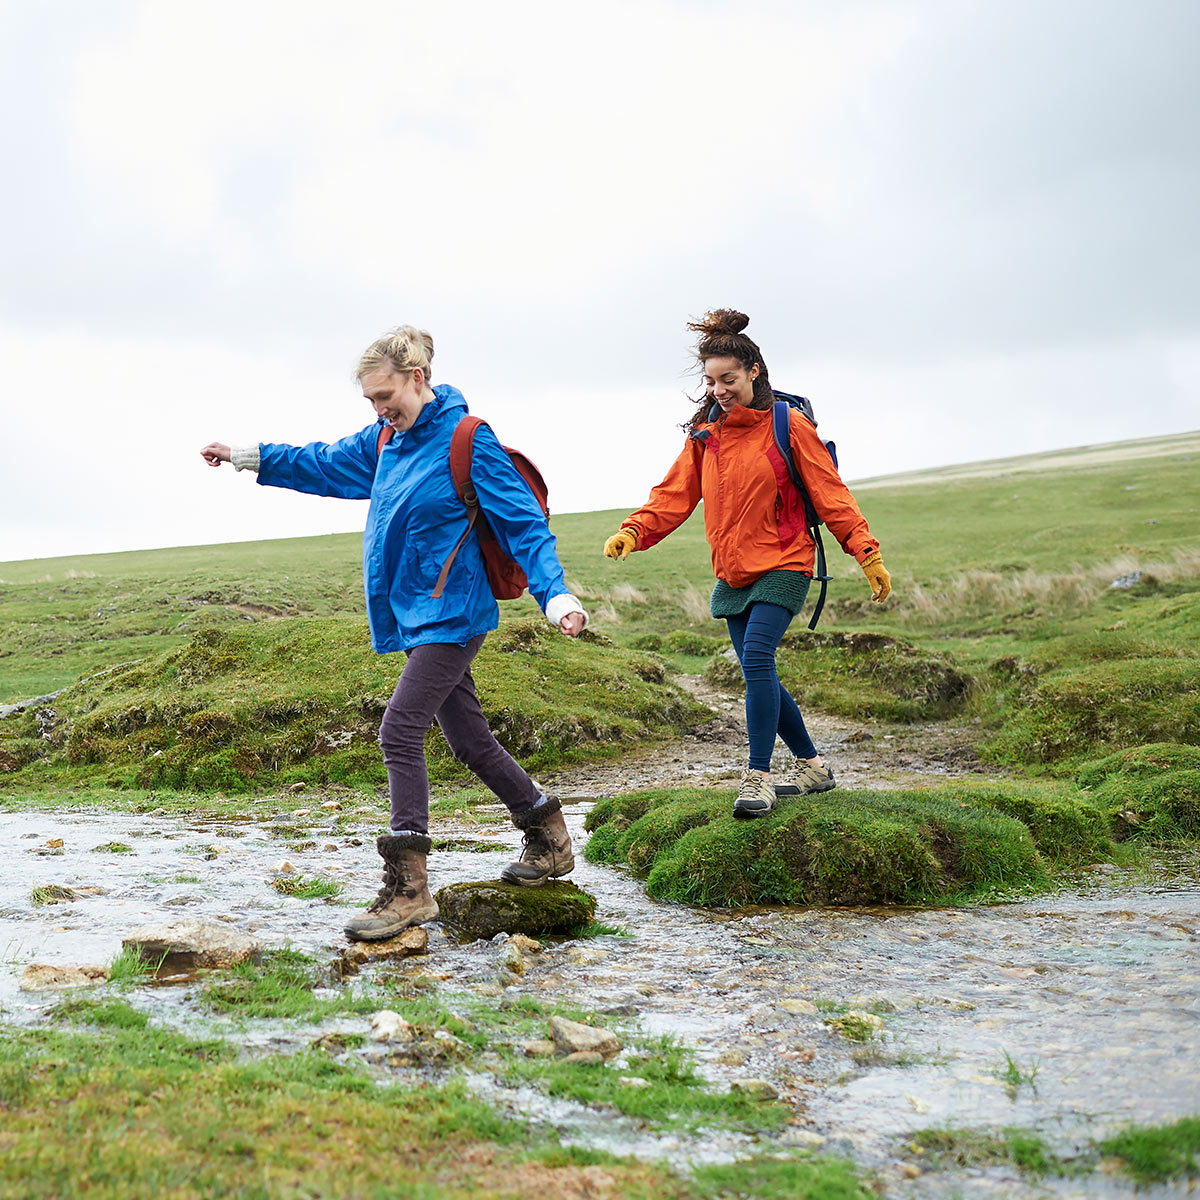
[541,673,992,798]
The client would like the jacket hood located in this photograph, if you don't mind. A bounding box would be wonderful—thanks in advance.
[403,384,468,441]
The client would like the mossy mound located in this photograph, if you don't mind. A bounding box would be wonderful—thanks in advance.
[985,658,1200,767]
[0,617,707,793]
[1077,742,1200,787]
[433,880,597,940]
[704,631,973,722]
[1075,743,1200,841]
[583,783,1094,907]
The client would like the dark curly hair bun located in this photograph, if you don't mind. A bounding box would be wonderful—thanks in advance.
[687,308,750,337]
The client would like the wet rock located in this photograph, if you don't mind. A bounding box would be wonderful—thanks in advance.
[549,1016,620,1060]
[499,944,526,975]
[780,998,819,1016]
[731,1079,779,1100]
[20,963,108,990]
[508,933,543,955]
[122,919,261,971]
[370,1010,415,1043]
[335,926,428,976]
[434,880,596,940]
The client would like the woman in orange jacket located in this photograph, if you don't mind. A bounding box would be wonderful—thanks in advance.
[603,309,890,818]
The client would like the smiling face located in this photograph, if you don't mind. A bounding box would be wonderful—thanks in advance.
[703,355,760,414]
[361,367,430,433]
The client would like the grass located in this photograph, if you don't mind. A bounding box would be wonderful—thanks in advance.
[0,617,707,794]
[907,1125,1061,1176]
[268,873,345,899]
[200,948,379,1021]
[994,1050,1039,1094]
[583,782,1100,907]
[497,1032,793,1132]
[905,1117,1200,1184]
[0,1023,701,1200]
[1097,1116,1200,1184]
[107,945,165,985]
[691,1155,873,1200]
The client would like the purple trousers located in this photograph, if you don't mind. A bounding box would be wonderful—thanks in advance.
[378,634,539,836]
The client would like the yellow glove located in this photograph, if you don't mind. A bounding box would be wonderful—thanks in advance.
[860,550,891,602]
[603,528,638,560]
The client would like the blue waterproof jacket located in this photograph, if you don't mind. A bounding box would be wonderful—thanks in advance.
[257,385,571,653]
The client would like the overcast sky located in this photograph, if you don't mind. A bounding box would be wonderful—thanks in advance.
[2,0,1197,563]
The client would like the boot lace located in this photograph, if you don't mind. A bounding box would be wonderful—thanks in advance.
[368,860,412,912]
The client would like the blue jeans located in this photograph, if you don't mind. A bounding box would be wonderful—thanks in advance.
[726,603,818,771]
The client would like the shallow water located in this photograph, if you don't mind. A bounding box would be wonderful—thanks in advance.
[3,803,1198,1197]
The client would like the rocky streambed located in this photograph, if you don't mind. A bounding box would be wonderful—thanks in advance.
[4,795,1198,1200]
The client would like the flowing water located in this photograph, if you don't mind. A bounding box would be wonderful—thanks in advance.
[3,803,1198,1198]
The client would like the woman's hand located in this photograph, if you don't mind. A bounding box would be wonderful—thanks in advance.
[559,612,586,638]
[201,442,232,467]
[860,550,891,602]
[603,529,637,559]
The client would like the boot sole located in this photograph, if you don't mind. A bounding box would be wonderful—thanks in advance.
[732,805,775,819]
[343,903,439,941]
[500,862,576,888]
[774,780,837,796]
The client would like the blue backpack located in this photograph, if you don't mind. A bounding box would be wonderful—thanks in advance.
[700,389,838,630]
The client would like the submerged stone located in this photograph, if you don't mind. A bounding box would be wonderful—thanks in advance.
[122,919,261,971]
[730,1078,779,1100]
[549,1016,620,1059]
[434,880,596,940]
[335,926,428,976]
[20,963,108,990]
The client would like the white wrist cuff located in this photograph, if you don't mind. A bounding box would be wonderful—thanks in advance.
[231,445,261,473]
[546,593,588,630]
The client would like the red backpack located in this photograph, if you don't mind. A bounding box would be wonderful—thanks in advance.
[376,416,549,600]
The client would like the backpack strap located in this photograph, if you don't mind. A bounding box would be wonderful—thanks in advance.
[771,400,829,632]
[431,417,485,599]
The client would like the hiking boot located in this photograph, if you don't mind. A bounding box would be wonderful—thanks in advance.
[343,834,438,941]
[775,760,837,797]
[500,797,575,887]
[732,769,777,819]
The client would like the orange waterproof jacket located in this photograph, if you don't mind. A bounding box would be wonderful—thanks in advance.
[621,403,879,588]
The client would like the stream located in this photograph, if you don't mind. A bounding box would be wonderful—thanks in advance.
[3,802,1198,1199]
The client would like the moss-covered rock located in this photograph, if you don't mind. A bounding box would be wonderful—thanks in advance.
[434,880,597,940]
[584,782,1117,908]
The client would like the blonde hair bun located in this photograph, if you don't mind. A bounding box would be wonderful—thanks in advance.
[356,325,435,381]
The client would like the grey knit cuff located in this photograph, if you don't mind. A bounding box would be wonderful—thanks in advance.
[231,445,260,473]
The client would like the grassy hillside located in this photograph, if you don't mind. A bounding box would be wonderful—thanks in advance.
[2,430,1197,790]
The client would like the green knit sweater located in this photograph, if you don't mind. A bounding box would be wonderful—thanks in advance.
[710,570,812,619]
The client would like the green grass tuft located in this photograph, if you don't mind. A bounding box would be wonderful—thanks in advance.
[269,873,345,899]
[1096,1117,1200,1184]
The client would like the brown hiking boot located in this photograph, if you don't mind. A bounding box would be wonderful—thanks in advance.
[500,797,575,887]
[344,834,438,941]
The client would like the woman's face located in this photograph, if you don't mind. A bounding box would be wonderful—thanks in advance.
[362,368,429,433]
[703,355,760,414]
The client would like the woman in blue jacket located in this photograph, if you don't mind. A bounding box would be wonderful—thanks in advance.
[201,325,587,941]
